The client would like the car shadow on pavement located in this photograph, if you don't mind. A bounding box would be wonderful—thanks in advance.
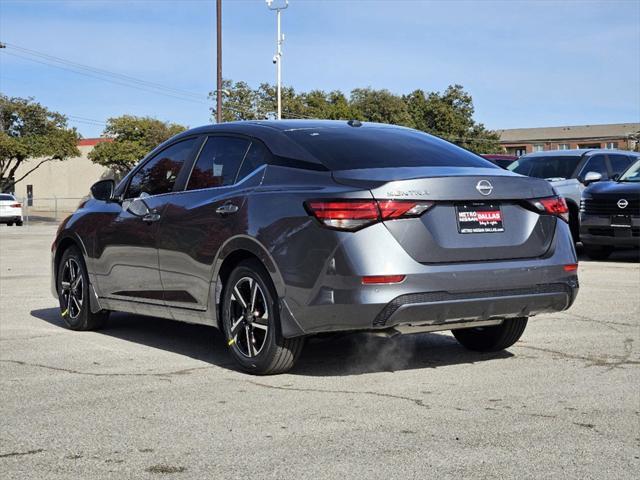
[31,307,512,376]
[576,245,639,263]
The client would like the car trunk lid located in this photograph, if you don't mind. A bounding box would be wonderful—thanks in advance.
[332,167,557,263]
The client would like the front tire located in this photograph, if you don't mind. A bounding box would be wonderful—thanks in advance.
[583,244,613,260]
[452,317,528,352]
[57,247,108,330]
[221,259,304,375]
[16,220,23,226]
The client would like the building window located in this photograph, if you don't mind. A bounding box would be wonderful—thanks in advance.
[557,144,569,150]
[605,142,618,149]
[533,144,544,152]
[515,148,526,157]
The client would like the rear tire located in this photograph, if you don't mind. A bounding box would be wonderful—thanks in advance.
[583,244,613,260]
[452,317,528,352]
[7,222,13,226]
[57,246,108,331]
[221,259,304,375]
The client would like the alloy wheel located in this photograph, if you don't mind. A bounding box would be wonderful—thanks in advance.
[60,258,84,319]
[228,276,269,358]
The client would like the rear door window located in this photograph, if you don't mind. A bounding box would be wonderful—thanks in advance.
[126,138,197,199]
[186,136,251,190]
[608,154,633,177]
[577,154,607,181]
[236,141,270,181]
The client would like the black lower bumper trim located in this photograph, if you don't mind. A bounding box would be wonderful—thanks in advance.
[372,283,575,327]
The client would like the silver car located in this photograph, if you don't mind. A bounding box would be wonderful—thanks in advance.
[51,120,579,374]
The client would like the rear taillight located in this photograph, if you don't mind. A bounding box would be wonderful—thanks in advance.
[305,199,434,231]
[11,203,21,208]
[377,200,433,219]
[530,196,569,223]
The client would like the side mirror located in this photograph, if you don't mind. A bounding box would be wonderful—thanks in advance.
[583,171,603,185]
[90,179,115,201]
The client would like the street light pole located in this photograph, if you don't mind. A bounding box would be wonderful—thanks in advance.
[216,0,223,123]
[266,0,288,120]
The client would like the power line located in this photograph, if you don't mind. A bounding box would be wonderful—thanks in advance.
[2,42,206,99]
[67,115,107,127]
[0,43,210,104]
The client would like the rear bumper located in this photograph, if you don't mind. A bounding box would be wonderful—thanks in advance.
[0,213,22,223]
[279,220,579,337]
[373,283,575,328]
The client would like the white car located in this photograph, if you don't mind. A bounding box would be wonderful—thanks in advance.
[0,194,23,226]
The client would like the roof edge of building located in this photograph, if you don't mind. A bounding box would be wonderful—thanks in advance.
[78,138,112,147]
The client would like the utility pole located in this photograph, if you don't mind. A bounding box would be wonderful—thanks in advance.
[266,0,288,120]
[216,0,223,123]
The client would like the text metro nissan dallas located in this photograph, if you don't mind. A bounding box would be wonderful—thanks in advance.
[51,120,579,374]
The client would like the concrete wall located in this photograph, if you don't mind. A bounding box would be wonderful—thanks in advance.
[13,144,113,202]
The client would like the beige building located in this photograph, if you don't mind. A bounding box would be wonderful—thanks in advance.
[13,138,114,217]
[498,123,640,156]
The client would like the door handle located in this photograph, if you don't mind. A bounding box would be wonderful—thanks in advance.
[142,209,161,223]
[216,203,239,215]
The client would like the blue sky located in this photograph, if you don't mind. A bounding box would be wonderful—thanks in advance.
[1,0,639,137]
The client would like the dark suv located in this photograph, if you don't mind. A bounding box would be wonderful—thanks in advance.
[51,121,579,374]
[580,159,640,259]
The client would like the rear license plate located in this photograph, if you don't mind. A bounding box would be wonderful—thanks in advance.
[456,203,504,234]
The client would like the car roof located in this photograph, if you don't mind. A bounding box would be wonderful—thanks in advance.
[182,119,402,133]
[521,149,640,158]
[165,120,422,167]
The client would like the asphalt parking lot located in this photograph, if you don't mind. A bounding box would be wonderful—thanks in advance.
[1,225,638,479]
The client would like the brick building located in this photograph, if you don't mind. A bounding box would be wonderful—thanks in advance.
[498,123,639,156]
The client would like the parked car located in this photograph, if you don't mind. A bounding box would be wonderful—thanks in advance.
[507,149,639,241]
[0,194,23,226]
[580,159,640,259]
[481,154,518,169]
[51,120,579,374]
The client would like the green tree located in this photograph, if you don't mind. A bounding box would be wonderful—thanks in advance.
[211,80,262,122]
[405,85,501,153]
[210,80,500,153]
[88,115,186,174]
[350,87,413,126]
[256,83,307,120]
[0,95,80,193]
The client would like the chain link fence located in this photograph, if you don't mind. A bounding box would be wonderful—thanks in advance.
[15,197,87,225]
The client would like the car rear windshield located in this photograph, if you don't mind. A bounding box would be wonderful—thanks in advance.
[0,194,15,201]
[508,155,582,180]
[283,127,495,171]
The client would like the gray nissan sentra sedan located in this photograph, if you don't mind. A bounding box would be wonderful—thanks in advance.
[51,120,579,374]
